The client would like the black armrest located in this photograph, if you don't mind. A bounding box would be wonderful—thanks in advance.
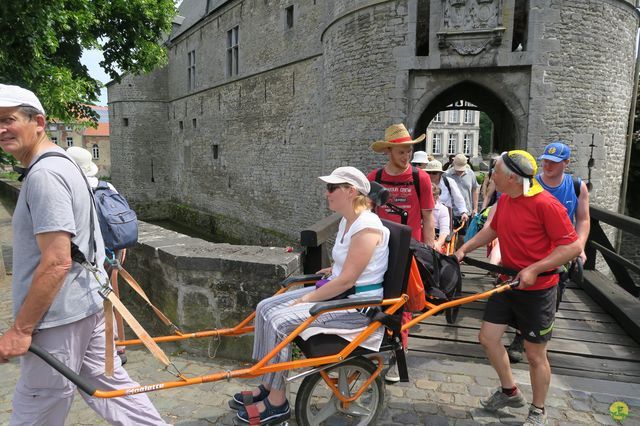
[309,297,383,316]
[280,274,324,287]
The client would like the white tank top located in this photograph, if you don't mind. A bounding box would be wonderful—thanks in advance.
[330,211,390,298]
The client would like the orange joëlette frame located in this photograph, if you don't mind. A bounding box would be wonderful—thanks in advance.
[81,276,516,399]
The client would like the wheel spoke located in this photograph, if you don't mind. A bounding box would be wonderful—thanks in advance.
[309,396,339,425]
[346,401,373,417]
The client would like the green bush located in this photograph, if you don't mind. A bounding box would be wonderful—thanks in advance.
[0,171,20,181]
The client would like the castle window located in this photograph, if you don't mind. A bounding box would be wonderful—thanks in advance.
[92,144,100,160]
[227,26,239,77]
[188,50,196,90]
[66,137,73,147]
[285,6,294,30]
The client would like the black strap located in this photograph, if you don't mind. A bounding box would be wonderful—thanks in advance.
[363,307,401,336]
[20,151,97,266]
[572,176,581,198]
[374,167,422,205]
[462,256,563,277]
[442,175,452,194]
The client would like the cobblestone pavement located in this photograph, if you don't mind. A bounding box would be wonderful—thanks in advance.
[1,199,639,425]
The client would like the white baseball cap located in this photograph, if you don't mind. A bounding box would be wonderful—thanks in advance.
[318,166,370,195]
[0,84,45,116]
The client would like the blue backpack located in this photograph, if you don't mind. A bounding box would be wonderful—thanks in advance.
[93,182,138,250]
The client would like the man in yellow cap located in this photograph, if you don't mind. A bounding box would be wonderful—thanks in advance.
[454,150,581,426]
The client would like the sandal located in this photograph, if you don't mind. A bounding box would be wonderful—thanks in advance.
[236,399,291,425]
[229,384,270,411]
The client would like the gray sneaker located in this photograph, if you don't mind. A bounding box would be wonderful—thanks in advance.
[523,405,548,426]
[507,333,525,363]
[384,361,400,383]
[480,387,526,411]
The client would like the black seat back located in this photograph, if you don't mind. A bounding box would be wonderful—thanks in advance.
[380,219,413,299]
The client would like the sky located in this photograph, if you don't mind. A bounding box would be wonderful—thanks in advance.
[80,48,111,105]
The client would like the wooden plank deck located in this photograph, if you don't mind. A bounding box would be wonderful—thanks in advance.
[408,252,640,384]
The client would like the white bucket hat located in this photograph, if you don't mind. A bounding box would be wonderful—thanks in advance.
[67,146,99,177]
[411,151,429,164]
[318,166,370,195]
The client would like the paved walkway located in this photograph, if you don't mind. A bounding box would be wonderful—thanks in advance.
[1,196,639,425]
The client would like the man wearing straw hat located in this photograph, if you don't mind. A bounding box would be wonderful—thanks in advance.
[368,123,435,383]
[454,150,581,426]
[368,123,435,245]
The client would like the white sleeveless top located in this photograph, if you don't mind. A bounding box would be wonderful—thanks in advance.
[330,211,390,298]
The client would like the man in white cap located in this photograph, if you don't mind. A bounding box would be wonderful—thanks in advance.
[446,153,479,245]
[423,159,468,224]
[0,84,168,425]
[455,150,581,426]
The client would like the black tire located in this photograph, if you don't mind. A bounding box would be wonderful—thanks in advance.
[295,357,385,426]
[445,306,459,324]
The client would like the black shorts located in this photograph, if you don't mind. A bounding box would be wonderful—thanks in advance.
[483,286,557,343]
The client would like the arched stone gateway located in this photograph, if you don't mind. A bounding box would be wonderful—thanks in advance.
[410,80,524,155]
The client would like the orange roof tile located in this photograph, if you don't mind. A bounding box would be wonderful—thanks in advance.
[83,122,109,136]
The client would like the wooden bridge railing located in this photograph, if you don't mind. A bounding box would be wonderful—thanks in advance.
[584,205,640,297]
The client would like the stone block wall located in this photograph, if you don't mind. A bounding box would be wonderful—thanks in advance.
[121,221,301,360]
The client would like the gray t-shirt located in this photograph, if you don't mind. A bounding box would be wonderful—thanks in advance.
[446,166,479,213]
[12,147,105,329]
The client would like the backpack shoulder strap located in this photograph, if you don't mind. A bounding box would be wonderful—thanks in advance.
[572,176,581,198]
[375,168,383,183]
[412,166,422,205]
[442,175,452,193]
[23,151,97,266]
[22,152,69,179]
[95,180,110,191]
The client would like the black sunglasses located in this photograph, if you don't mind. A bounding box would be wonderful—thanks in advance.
[326,183,346,193]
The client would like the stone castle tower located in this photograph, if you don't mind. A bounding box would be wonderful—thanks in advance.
[108,0,639,240]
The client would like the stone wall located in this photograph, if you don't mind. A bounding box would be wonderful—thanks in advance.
[529,0,638,212]
[122,222,301,360]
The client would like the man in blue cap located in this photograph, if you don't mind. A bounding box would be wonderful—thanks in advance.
[507,141,590,363]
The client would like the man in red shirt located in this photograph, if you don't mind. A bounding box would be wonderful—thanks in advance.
[367,123,435,383]
[367,123,435,245]
[455,150,580,426]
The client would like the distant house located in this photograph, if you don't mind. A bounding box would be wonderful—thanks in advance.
[426,101,480,163]
[46,105,111,177]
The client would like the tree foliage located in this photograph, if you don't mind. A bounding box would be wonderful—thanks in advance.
[0,0,176,123]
